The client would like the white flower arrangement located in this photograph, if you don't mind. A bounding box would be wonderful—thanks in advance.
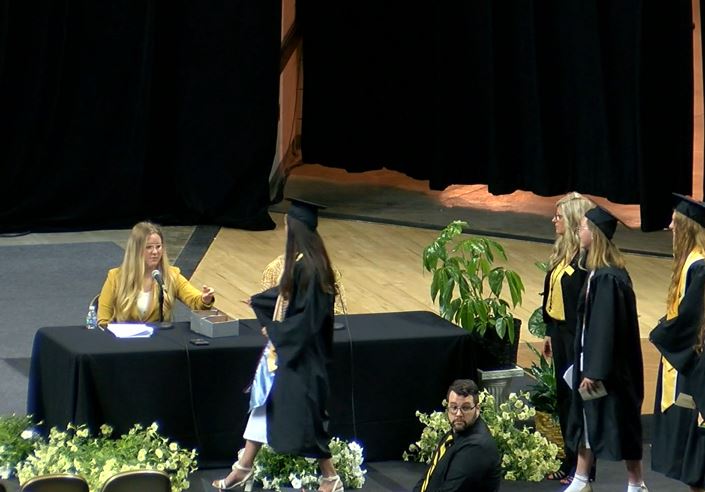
[403,390,560,482]
[252,437,366,491]
[15,422,197,492]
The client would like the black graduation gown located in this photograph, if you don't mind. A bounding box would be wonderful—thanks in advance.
[250,262,335,458]
[649,259,705,487]
[564,267,644,461]
[412,419,501,492]
[541,255,588,464]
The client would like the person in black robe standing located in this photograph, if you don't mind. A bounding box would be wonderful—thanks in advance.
[541,192,593,483]
[213,198,343,492]
[562,206,647,492]
[649,194,705,492]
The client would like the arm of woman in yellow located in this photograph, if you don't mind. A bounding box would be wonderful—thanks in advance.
[170,266,215,310]
[97,268,119,328]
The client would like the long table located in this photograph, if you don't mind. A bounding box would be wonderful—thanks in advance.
[27,311,476,466]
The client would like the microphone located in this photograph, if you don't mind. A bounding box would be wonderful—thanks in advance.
[150,269,173,330]
[151,269,165,289]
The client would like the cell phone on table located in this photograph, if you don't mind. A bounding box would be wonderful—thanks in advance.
[190,338,210,346]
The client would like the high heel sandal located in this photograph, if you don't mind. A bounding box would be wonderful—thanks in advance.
[212,461,254,491]
[319,474,344,492]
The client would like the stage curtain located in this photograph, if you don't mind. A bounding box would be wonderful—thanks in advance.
[0,1,279,232]
[298,1,693,231]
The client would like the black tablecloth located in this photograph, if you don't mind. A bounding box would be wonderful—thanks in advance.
[27,311,476,466]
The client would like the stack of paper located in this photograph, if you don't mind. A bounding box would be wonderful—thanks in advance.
[107,323,154,338]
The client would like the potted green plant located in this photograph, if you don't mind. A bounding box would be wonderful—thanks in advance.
[422,220,525,368]
[525,344,564,458]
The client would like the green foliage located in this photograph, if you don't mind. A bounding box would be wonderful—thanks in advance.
[528,261,549,338]
[480,391,560,481]
[252,438,366,491]
[534,261,549,273]
[0,414,42,479]
[16,422,197,492]
[525,344,558,416]
[422,220,525,343]
[528,307,547,338]
[402,403,451,464]
[404,390,560,482]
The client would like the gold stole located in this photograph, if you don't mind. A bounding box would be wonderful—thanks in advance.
[266,295,288,372]
[661,249,705,412]
[420,432,454,492]
[266,258,294,372]
[546,259,572,321]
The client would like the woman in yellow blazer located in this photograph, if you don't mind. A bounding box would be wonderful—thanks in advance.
[97,221,215,327]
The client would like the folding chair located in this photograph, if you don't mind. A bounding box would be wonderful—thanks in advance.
[100,470,171,492]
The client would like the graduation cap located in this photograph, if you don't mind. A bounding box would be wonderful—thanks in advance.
[673,193,705,228]
[286,197,326,231]
[585,206,619,240]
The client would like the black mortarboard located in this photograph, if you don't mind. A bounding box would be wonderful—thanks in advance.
[585,206,618,240]
[286,198,326,231]
[673,193,705,228]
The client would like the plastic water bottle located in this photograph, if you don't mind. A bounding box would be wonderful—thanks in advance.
[86,305,98,330]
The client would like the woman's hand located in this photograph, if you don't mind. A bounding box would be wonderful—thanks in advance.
[261,326,268,338]
[201,285,215,304]
[579,377,597,393]
[543,336,552,358]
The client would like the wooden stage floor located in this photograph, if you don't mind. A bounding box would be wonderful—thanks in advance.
[191,213,672,414]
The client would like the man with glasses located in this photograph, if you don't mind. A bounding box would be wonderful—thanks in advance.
[413,379,501,492]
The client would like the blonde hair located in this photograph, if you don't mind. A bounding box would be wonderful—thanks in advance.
[114,221,176,321]
[548,192,595,269]
[582,220,626,271]
[668,211,705,352]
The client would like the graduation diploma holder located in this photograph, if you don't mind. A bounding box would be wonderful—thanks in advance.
[674,392,696,409]
[579,381,608,401]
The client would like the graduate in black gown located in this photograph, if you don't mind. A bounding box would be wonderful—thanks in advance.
[649,193,705,492]
[541,192,594,483]
[562,206,647,492]
[213,198,343,492]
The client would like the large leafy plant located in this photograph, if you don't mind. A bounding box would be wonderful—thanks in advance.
[422,220,525,343]
[525,343,557,416]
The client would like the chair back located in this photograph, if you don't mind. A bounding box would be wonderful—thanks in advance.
[100,470,170,492]
[20,474,89,492]
[261,254,348,314]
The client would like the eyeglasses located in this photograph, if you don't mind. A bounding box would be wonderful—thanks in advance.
[447,404,476,415]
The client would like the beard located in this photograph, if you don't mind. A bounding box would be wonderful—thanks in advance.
[451,419,468,432]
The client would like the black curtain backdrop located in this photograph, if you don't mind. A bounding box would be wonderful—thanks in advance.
[298,1,694,231]
[0,1,279,232]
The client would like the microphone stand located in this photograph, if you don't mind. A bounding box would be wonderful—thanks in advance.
[156,283,173,330]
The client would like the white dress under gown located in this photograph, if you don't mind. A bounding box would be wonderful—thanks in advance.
[243,344,275,443]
